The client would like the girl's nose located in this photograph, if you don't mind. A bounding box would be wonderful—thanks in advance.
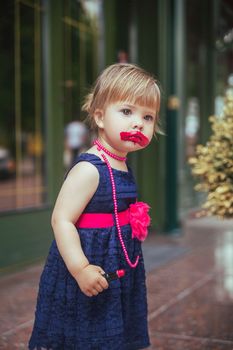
[132,116,143,130]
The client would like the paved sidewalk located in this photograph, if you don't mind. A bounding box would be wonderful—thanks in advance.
[0,216,233,349]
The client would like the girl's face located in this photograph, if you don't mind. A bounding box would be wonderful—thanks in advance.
[94,101,157,155]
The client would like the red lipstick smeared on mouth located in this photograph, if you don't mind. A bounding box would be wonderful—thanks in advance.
[120,131,149,147]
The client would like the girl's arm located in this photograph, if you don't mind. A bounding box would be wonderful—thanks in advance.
[51,161,108,297]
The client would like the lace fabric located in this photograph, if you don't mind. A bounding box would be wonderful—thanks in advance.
[29,153,150,350]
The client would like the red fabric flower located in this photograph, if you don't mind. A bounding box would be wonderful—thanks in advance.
[129,202,151,241]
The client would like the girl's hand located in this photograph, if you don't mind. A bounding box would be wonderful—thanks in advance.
[75,264,109,297]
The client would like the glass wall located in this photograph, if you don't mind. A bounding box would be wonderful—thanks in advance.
[0,0,47,212]
[215,0,233,110]
[62,0,100,169]
[180,0,233,217]
[0,0,101,212]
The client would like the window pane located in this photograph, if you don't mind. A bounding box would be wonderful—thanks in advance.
[62,0,99,169]
[0,0,47,212]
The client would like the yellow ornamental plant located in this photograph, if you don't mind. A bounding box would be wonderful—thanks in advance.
[189,91,233,218]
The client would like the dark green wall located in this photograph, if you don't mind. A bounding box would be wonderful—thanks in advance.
[199,0,218,142]
[0,209,53,273]
[103,0,117,65]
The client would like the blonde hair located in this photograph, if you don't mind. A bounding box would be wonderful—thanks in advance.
[82,63,162,134]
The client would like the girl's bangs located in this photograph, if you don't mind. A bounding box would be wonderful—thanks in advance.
[106,80,160,111]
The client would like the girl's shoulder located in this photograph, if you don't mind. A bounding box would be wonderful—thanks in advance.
[64,153,104,180]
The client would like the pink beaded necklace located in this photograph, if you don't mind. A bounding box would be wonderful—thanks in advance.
[93,139,139,268]
[94,139,127,161]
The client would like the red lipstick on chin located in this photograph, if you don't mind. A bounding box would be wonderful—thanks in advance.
[120,131,149,147]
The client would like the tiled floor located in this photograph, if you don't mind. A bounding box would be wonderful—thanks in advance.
[0,216,233,349]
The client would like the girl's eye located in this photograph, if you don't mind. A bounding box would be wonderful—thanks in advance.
[144,115,154,121]
[121,108,132,115]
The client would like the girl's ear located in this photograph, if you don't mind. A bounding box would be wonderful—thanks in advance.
[93,109,104,129]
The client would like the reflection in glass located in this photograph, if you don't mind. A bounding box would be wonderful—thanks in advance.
[0,0,47,212]
[215,230,233,300]
[62,0,99,169]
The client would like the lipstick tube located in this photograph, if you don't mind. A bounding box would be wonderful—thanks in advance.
[102,269,125,282]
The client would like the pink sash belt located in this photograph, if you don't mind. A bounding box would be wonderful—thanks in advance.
[76,209,130,228]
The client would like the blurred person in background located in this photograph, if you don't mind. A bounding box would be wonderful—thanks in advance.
[117,50,128,63]
[64,120,88,167]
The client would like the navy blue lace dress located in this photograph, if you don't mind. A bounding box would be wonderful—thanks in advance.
[29,153,150,350]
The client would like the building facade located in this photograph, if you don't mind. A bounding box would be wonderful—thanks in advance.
[0,0,232,271]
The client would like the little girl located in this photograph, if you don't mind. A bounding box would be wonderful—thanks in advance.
[29,63,161,350]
